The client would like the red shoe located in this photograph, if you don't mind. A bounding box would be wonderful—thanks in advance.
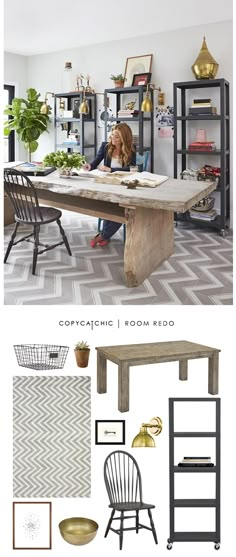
[99,239,109,246]
[90,234,101,248]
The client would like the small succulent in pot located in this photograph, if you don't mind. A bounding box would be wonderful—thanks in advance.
[74,341,90,368]
[110,74,126,88]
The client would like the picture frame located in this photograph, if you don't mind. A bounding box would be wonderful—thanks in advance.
[13,502,52,550]
[95,420,125,445]
[132,73,152,86]
[124,54,153,87]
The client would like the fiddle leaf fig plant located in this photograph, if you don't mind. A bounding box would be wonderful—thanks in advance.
[4,88,51,162]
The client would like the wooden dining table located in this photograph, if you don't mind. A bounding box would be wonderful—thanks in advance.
[24,170,216,287]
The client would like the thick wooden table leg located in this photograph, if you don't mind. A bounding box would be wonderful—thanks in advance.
[97,352,107,393]
[118,362,130,412]
[208,352,219,394]
[124,207,174,287]
[179,359,188,380]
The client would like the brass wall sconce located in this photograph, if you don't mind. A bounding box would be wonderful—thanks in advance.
[40,92,55,115]
[141,84,165,112]
[132,417,163,447]
[79,87,90,114]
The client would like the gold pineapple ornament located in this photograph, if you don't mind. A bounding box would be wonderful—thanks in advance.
[191,36,219,79]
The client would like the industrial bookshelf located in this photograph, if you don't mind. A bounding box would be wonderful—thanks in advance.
[54,92,97,161]
[167,398,220,550]
[103,86,154,172]
[173,79,230,235]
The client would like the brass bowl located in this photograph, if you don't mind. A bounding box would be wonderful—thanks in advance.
[59,517,98,546]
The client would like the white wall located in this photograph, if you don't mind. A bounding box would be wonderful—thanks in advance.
[4,19,233,222]
[4,52,27,160]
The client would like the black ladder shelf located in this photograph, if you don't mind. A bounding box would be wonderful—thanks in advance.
[167,398,221,550]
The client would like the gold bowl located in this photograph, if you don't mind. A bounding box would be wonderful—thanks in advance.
[59,517,99,546]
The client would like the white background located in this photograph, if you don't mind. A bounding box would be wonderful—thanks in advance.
[1,304,235,556]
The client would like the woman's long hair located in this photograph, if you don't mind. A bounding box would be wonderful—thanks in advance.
[107,123,135,166]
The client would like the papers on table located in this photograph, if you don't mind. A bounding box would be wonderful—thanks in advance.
[94,171,169,188]
[76,169,107,178]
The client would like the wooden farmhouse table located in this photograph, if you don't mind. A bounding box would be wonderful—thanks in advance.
[96,340,221,412]
[17,170,215,287]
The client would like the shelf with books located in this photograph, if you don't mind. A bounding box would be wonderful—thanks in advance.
[173,79,230,235]
[54,92,97,162]
[104,86,154,171]
[168,398,221,550]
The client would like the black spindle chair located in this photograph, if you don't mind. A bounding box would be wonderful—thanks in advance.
[4,168,72,274]
[104,450,158,550]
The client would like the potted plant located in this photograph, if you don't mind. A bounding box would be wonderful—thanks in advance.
[74,341,90,368]
[4,88,51,162]
[110,74,126,88]
[43,151,86,177]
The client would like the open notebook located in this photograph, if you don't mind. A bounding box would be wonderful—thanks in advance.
[94,171,169,188]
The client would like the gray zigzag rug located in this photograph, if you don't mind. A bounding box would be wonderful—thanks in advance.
[13,376,91,497]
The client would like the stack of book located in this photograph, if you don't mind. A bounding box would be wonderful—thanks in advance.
[189,208,218,221]
[178,456,214,467]
[189,98,217,115]
[188,141,216,151]
[117,109,139,118]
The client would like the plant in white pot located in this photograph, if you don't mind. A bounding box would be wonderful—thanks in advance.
[43,151,86,177]
[74,341,90,368]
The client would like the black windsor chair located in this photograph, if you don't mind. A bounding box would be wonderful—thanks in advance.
[4,168,72,274]
[104,450,158,550]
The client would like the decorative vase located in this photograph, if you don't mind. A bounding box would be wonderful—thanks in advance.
[58,167,73,178]
[191,36,219,80]
[74,349,90,368]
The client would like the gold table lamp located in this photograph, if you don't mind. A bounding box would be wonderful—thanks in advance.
[40,92,55,115]
[191,36,219,80]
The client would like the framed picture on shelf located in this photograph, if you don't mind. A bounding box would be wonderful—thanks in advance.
[132,73,152,86]
[95,420,125,445]
[13,502,52,550]
[124,54,153,87]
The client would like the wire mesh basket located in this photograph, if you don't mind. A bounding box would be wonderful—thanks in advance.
[13,344,69,370]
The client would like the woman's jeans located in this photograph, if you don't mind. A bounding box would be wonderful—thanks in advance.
[101,220,122,240]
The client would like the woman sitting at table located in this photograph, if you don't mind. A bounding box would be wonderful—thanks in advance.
[83,123,136,247]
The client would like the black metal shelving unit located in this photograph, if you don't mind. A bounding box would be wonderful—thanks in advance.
[167,398,221,551]
[104,86,154,172]
[54,92,97,161]
[173,79,230,235]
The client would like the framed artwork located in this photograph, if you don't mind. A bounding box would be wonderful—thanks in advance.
[124,54,153,87]
[132,73,152,86]
[95,420,125,445]
[13,502,52,550]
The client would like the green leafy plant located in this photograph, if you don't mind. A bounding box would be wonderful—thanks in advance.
[4,88,51,161]
[110,74,126,82]
[43,151,85,170]
[74,341,90,351]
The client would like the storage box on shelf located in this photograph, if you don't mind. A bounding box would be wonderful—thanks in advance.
[173,79,230,236]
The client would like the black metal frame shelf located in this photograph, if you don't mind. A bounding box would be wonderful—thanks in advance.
[54,92,97,160]
[104,86,154,172]
[173,79,230,235]
[167,398,221,551]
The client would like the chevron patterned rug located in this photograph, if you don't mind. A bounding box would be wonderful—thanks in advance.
[13,376,91,497]
[4,212,233,305]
